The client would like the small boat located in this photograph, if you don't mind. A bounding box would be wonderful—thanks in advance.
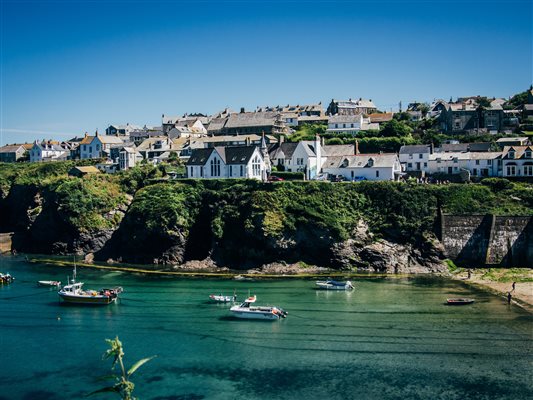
[315,279,354,290]
[230,295,287,320]
[58,266,123,305]
[233,275,252,281]
[0,273,15,284]
[446,298,475,305]
[38,280,61,287]
[209,293,237,303]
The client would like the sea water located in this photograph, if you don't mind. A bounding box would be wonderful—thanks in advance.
[0,256,531,400]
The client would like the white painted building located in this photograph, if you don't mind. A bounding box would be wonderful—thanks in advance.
[427,152,470,175]
[186,146,267,180]
[501,146,533,178]
[119,147,143,170]
[79,133,124,160]
[399,145,432,174]
[29,141,68,162]
[269,136,324,180]
[322,153,401,181]
[326,115,364,135]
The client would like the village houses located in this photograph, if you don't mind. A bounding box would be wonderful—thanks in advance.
[79,132,124,160]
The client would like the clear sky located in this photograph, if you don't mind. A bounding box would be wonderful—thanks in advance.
[1,0,532,145]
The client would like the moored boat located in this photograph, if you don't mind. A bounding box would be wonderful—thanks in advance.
[315,279,354,290]
[209,293,237,303]
[230,295,287,320]
[0,273,15,284]
[38,280,61,287]
[446,298,475,305]
[58,267,122,305]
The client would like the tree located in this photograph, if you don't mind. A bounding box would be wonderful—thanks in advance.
[380,119,413,137]
[88,337,156,400]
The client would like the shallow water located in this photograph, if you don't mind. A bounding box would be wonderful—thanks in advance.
[0,256,531,400]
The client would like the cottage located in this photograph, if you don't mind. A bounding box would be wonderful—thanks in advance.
[322,153,401,181]
[29,141,69,162]
[79,132,124,159]
[136,136,174,162]
[501,146,533,178]
[106,123,141,137]
[68,166,101,177]
[119,147,143,170]
[326,115,364,135]
[0,144,27,162]
[269,136,324,180]
[327,98,377,116]
[399,145,432,173]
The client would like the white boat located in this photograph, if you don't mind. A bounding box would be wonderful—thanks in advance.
[38,280,61,287]
[209,293,237,303]
[230,295,287,320]
[315,279,354,290]
[58,266,122,305]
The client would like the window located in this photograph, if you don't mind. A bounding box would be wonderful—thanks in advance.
[423,162,427,168]
[376,170,379,178]
[407,163,412,168]
[506,165,516,176]
[297,158,304,165]
[96,144,100,151]
[418,154,423,159]
[200,167,203,177]
[190,166,193,177]
[240,165,244,176]
[89,146,92,153]
[508,151,515,159]
[229,166,232,177]
[453,158,458,163]
[524,165,533,176]
[487,160,492,165]
[526,151,532,159]
[210,157,221,176]
[475,160,480,165]
[252,156,261,176]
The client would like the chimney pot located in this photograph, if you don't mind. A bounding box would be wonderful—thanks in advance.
[240,107,245,113]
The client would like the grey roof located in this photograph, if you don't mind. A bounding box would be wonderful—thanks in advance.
[439,143,469,153]
[97,135,124,144]
[496,137,528,142]
[328,115,363,124]
[324,154,398,169]
[269,142,298,159]
[216,146,258,165]
[225,112,277,129]
[207,117,228,132]
[399,145,431,155]
[187,148,214,165]
[0,144,25,153]
[468,142,492,152]
[323,144,355,156]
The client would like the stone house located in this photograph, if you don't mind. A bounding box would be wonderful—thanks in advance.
[326,115,364,135]
[327,98,377,116]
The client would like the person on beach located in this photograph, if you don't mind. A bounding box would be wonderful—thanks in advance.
[512,282,516,291]
[507,292,512,305]
[467,269,471,279]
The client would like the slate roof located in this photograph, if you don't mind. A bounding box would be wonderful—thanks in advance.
[399,145,431,155]
[207,117,227,132]
[368,113,394,123]
[187,148,214,165]
[0,144,25,153]
[324,154,398,169]
[502,146,533,159]
[269,142,298,159]
[80,135,95,145]
[97,135,124,144]
[328,115,363,124]
[225,112,277,128]
[439,143,469,153]
[323,144,355,156]
[468,142,492,152]
[216,146,257,165]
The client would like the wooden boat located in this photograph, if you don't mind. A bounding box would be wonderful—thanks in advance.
[0,273,15,284]
[38,280,61,287]
[58,266,122,305]
[315,279,354,290]
[230,296,287,320]
[446,298,475,305]
[209,294,237,303]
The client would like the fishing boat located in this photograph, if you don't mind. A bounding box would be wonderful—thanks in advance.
[230,295,287,320]
[446,298,475,305]
[0,273,15,284]
[209,293,237,303]
[315,279,354,290]
[58,266,123,305]
[38,280,61,287]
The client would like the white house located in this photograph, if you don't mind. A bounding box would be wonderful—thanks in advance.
[467,152,502,177]
[322,153,402,181]
[427,152,470,175]
[119,147,143,170]
[186,146,267,180]
[501,146,533,178]
[79,132,124,159]
[269,136,324,180]
[136,136,174,162]
[326,115,364,135]
[29,141,68,162]
[399,144,432,174]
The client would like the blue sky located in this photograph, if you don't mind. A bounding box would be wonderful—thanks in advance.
[1,0,532,145]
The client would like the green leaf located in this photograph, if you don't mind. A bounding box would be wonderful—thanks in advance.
[86,386,119,397]
[127,356,156,376]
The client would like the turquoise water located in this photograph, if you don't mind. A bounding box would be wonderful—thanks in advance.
[0,256,531,400]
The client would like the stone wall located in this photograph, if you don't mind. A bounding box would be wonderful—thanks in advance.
[441,214,532,267]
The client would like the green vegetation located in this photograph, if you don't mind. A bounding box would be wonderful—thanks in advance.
[88,336,155,400]
[270,171,305,180]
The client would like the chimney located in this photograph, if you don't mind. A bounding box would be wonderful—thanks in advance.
[278,135,285,145]
[245,137,251,146]
[321,136,325,146]
[430,142,434,154]
[84,132,88,138]
[240,107,245,113]
[95,129,99,137]
[462,103,466,110]
[355,139,359,155]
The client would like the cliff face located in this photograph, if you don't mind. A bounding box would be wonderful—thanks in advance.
[1,169,531,271]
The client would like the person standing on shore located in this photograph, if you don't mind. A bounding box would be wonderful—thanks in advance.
[512,282,516,291]
[507,292,512,305]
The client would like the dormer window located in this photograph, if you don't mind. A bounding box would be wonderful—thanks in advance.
[525,150,532,159]
[367,158,374,167]
[508,151,515,159]
[341,158,349,168]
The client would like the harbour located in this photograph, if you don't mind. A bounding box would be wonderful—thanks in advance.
[0,256,531,399]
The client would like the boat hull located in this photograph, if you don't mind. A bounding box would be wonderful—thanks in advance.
[230,309,280,320]
[316,282,353,290]
[446,298,475,305]
[58,293,116,305]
